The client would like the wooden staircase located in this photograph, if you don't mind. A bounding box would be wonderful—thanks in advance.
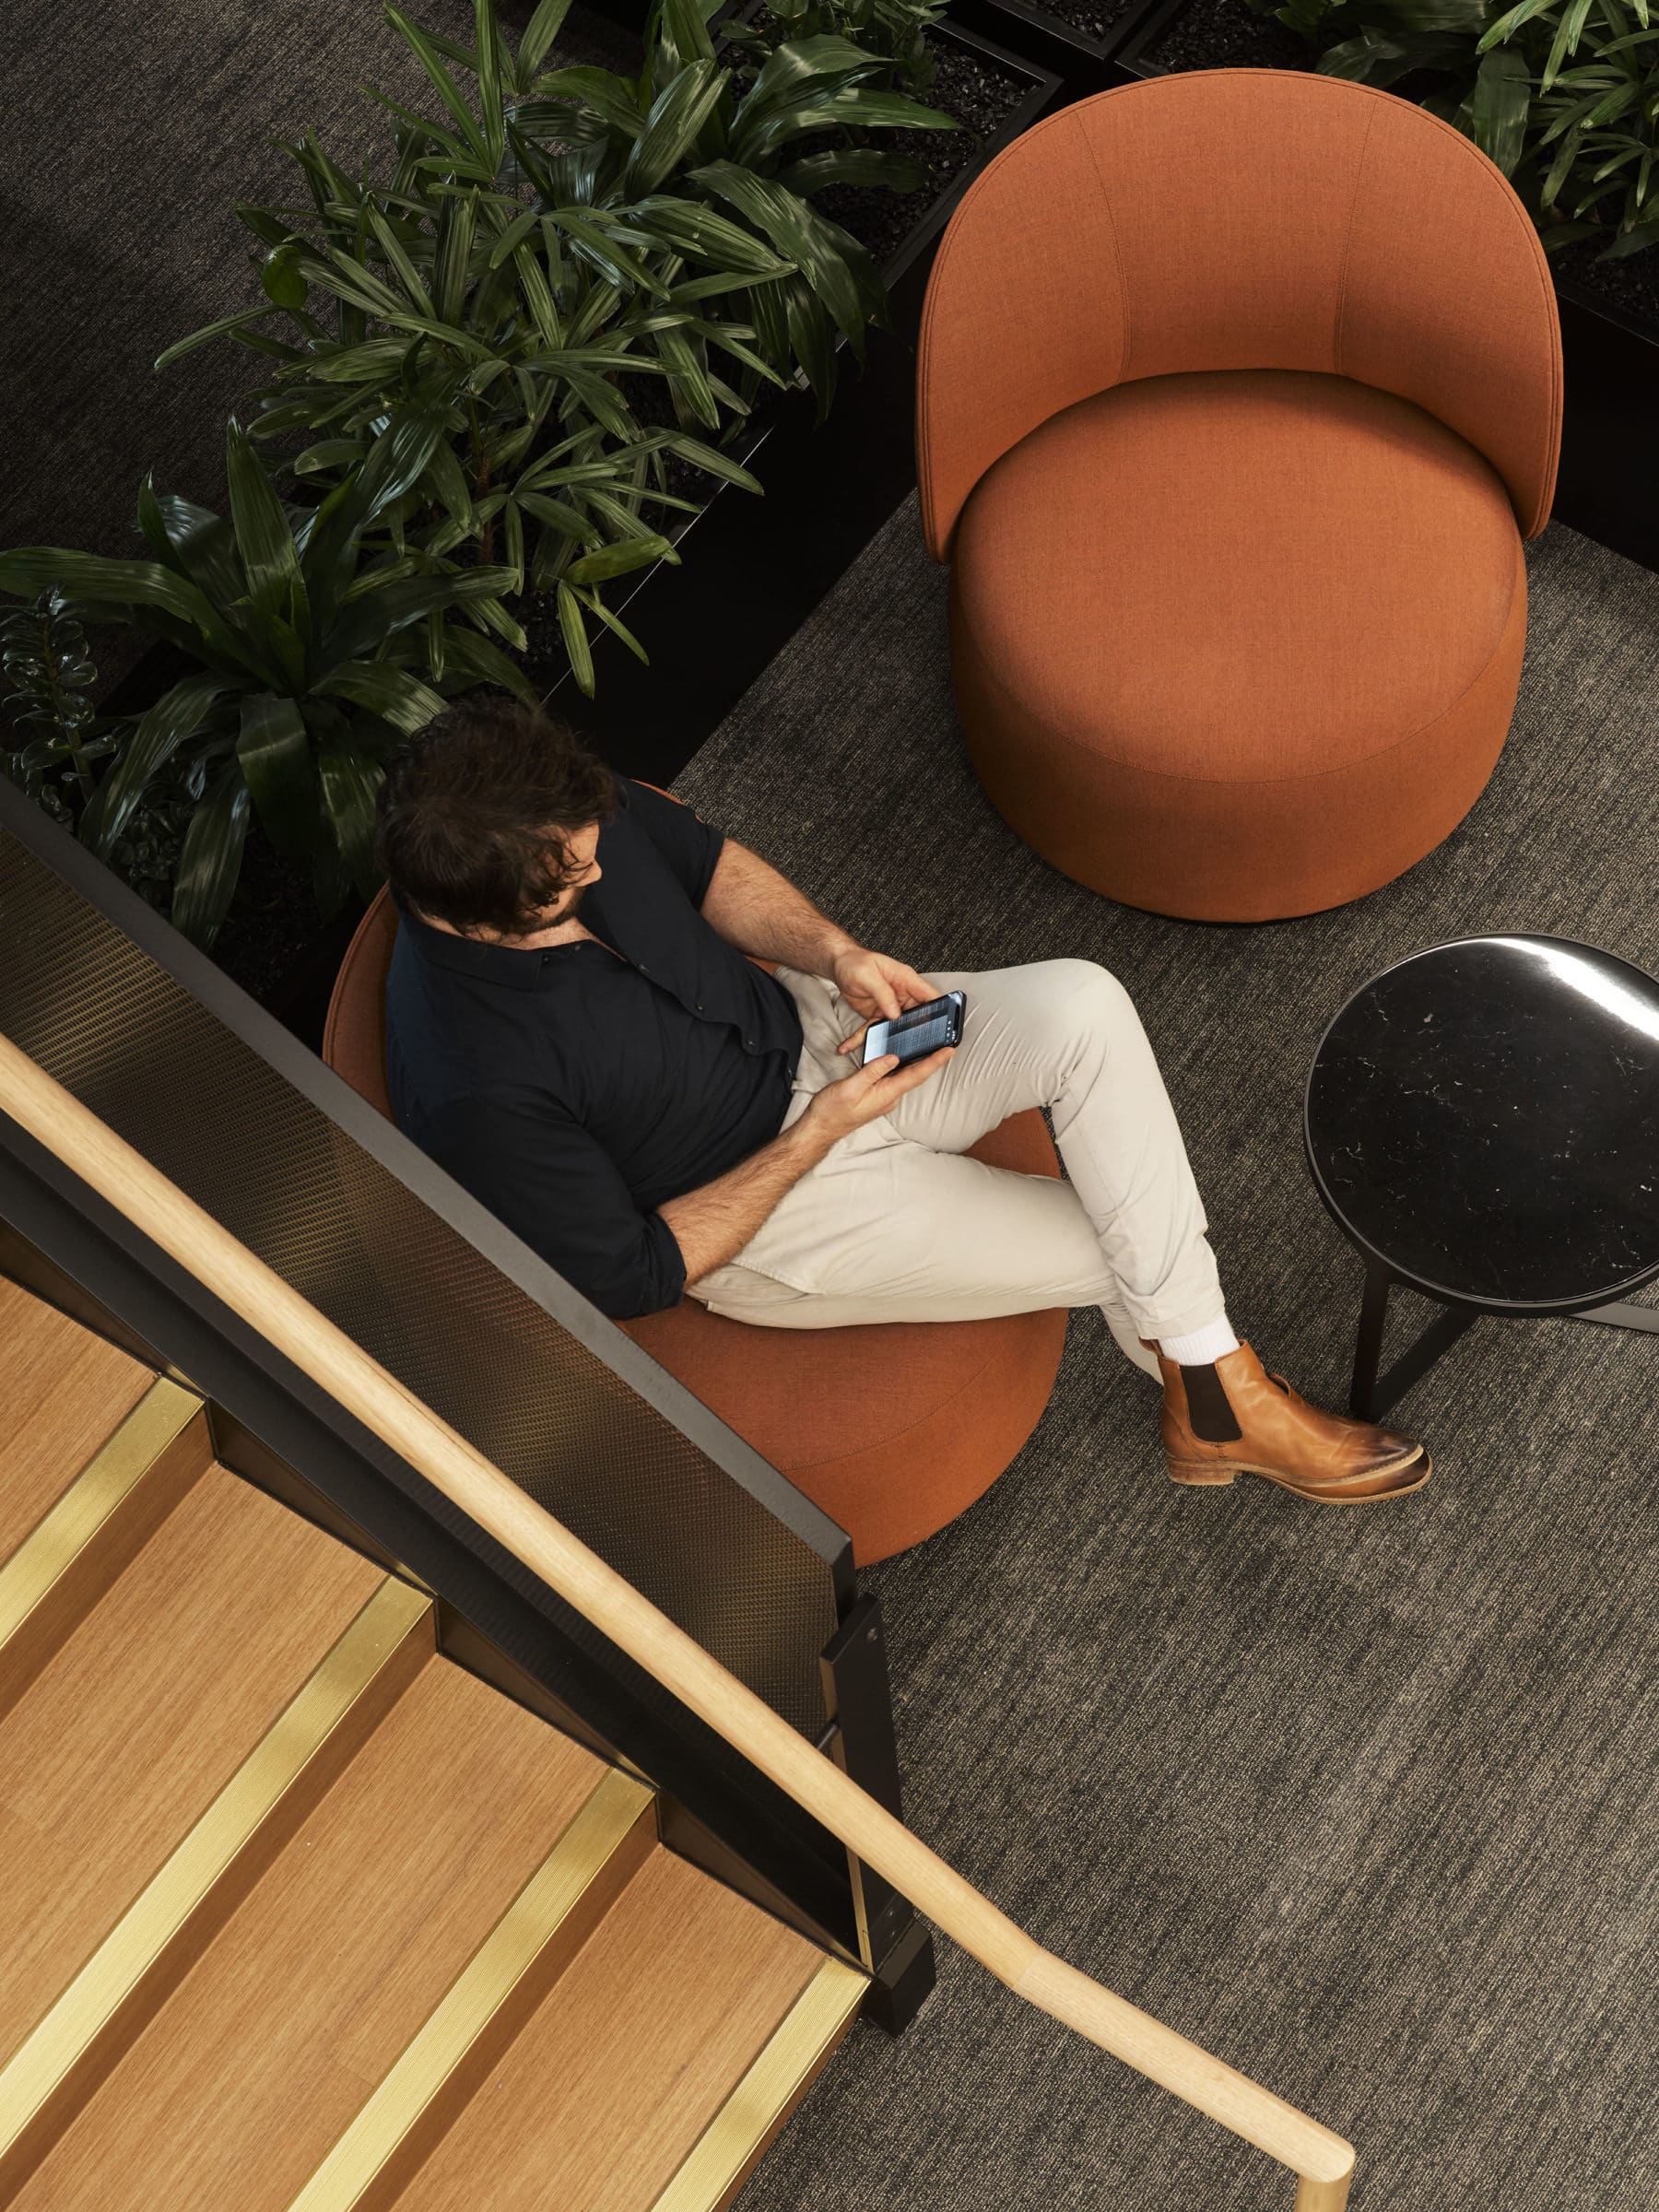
[0,1275,865,2212]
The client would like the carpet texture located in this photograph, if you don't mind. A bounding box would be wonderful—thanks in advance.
[676,503,1659,2211]
[1,0,633,563]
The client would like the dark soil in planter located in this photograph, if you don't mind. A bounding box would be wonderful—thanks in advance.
[1552,234,1659,333]
[210,824,332,1006]
[1144,0,1659,335]
[1004,0,1156,51]
[1145,0,1309,72]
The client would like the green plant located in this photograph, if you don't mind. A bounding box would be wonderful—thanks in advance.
[2,589,105,820]
[159,0,954,687]
[1260,0,1659,255]
[726,0,951,91]
[0,418,527,947]
[1,592,207,914]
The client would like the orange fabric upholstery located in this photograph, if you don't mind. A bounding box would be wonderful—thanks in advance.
[916,72,1560,920]
[951,370,1528,919]
[324,888,1067,1563]
[919,70,1561,557]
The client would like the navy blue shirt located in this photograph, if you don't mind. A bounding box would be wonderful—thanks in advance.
[385,777,803,1319]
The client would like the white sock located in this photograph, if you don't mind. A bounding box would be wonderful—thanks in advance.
[1159,1315,1241,1367]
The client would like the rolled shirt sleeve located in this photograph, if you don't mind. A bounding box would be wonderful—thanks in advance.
[619,777,724,908]
[420,1089,688,1319]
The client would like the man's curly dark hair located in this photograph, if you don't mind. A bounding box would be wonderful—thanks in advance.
[376,694,617,937]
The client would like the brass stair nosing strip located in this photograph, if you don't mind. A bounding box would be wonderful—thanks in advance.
[285,1763,657,2212]
[0,1573,433,2194]
[0,1377,206,1694]
[648,1955,871,2212]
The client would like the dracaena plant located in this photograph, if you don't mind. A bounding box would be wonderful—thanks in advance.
[0,418,536,947]
[1261,0,1659,255]
[724,0,951,93]
[160,0,954,683]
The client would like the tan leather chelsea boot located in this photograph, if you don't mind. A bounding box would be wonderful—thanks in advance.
[1152,1341,1430,1504]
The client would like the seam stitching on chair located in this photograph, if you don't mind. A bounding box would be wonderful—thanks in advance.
[966,525,1526,790]
[1077,109,1131,383]
[1334,102,1377,374]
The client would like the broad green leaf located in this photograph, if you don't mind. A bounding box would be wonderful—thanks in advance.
[519,0,575,77]
[318,735,387,900]
[365,201,436,315]
[688,163,869,345]
[623,60,726,198]
[236,692,321,867]
[386,4,490,159]
[433,190,479,324]
[226,418,307,629]
[262,241,311,311]
[322,565,520,661]
[83,673,237,855]
[1472,45,1533,171]
[573,582,650,665]
[155,306,281,372]
[476,0,508,171]
[437,624,541,704]
[565,532,677,584]
[772,147,930,195]
[171,761,253,947]
[315,658,448,732]
[0,548,223,631]
[556,579,594,693]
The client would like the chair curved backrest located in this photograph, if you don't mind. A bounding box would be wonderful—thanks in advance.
[917,68,1562,560]
[324,886,398,1120]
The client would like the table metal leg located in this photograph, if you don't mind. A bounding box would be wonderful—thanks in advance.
[1348,1266,1482,1422]
[1574,1300,1659,1334]
[1349,1262,1392,1419]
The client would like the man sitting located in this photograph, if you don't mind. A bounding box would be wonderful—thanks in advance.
[379,697,1429,1504]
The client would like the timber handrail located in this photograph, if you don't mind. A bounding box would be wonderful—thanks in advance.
[0,1029,1355,2210]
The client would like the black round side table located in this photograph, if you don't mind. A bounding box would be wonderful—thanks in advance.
[1305,934,1659,1420]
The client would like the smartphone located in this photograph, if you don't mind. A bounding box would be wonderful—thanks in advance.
[862,991,966,1067]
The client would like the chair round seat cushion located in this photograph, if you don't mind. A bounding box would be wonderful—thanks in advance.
[949,367,1527,922]
[623,1110,1067,1566]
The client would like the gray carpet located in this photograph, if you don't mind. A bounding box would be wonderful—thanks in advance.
[676,505,1659,2211]
[1,0,634,565]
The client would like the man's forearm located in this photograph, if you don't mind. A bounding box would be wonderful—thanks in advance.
[657,1113,836,1287]
[700,839,854,976]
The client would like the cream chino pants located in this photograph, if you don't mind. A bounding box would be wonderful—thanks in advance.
[688,960,1226,1377]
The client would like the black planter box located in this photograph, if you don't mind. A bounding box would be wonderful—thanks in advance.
[1111,0,1659,580]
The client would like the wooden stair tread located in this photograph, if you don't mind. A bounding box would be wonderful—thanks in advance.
[0,1278,153,1563]
[0,1465,384,2059]
[13,1658,606,2212]
[394,1845,825,2212]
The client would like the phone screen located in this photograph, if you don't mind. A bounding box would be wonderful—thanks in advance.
[863,994,964,1067]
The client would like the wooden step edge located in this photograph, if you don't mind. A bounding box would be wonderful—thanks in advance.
[648,1955,870,2212]
[0,1575,434,2199]
[285,1764,656,2212]
[0,1380,208,1723]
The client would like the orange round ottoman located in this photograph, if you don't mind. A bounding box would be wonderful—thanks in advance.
[917,70,1563,922]
[324,889,1067,1564]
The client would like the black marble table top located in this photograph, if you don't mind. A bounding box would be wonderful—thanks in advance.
[1305,935,1659,1310]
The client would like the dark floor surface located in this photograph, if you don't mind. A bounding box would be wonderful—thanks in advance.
[0,0,633,566]
[677,501,1659,2211]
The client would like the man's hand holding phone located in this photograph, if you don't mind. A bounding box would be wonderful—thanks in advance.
[804,1041,955,1145]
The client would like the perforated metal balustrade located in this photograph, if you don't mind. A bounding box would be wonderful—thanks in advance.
[0,824,841,1734]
